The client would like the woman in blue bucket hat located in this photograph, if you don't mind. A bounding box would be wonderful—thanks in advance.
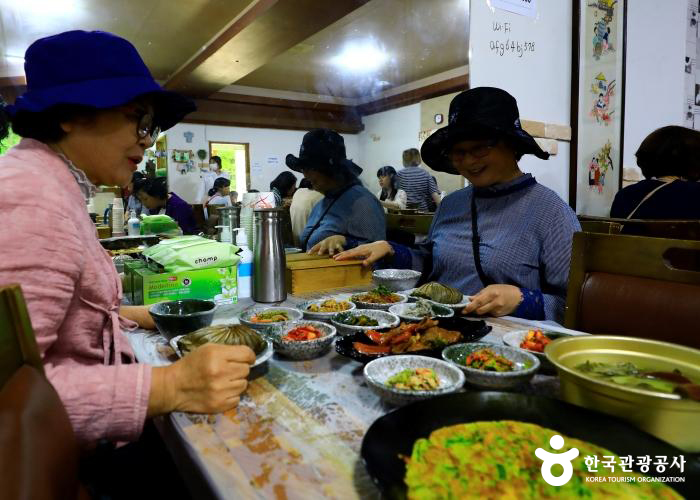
[0,31,254,448]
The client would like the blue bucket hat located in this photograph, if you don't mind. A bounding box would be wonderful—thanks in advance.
[6,30,195,131]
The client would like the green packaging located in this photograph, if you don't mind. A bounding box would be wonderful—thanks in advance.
[142,236,240,272]
[133,265,238,305]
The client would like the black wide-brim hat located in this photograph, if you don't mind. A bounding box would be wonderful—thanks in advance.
[286,128,362,176]
[421,87,549,175]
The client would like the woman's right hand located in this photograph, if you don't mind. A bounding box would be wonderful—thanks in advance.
[333,240,394,267]
[149,343,255,416]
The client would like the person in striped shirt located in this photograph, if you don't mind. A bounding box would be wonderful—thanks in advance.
[335,88,580,323]
[397,148,442,212]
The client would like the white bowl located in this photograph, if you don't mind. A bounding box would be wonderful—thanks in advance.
[372,269,422,291]
[298,298,356,321]
[263,320,337,360]
[502,329,576,372]
[350,292,408,311]
[239,306,303,331]
[388,301,454,322]
[331,309,400,336]
[364,355,465,405]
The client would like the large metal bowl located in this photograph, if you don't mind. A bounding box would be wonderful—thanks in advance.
[546,335,700,452]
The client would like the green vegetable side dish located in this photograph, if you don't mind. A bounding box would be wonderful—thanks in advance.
[464,348,514,372]
[335,312,379,326]
[410,282,462,304]
[386,368,440,391]
[575,361,696,396]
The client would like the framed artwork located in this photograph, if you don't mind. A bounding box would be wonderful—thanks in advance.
[570,0,627,215]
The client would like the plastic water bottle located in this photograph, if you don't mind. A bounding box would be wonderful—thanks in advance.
[127,210,141,236]
[111,197,125,236]
[234,227,252,299]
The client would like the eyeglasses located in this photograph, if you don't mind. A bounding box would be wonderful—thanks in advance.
[449,141,497,161]
[135,112,161,141]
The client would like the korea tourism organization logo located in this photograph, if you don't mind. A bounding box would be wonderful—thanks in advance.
[535,434,687,486]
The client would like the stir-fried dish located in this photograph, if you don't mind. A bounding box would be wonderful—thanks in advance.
[404,421,682,500]
[335,312,379,326]
[353,318,461,356]
[307,299,352,313]
[520,329,552,353]
[386,368,440,391]
[575,361,700,401]
[283,325,323,342]
[250,310,290,323]
[464,349,514,372]
[353,285,403,304]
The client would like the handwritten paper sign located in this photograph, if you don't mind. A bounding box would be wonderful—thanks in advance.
[490,0,538,19]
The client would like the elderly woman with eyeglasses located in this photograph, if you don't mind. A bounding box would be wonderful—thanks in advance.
[0,31,255,449]
[336,88,581,323]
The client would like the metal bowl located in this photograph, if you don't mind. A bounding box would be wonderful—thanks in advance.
[239,306,303,331]
[331,309,400,336]
[363,355,465,406]
[149,299,216,340]
[299,298,356,321]
[372,269,422,292]
[263,320,337,360]
[388,301,454,322]
[442,342,539,389]
[546,335,700,452]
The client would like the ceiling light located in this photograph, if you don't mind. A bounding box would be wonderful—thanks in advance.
[2,0,79,16]
[331,41,389,73]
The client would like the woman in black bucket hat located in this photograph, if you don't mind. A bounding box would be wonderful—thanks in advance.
[286,128,386,254]
[336,88,580,323]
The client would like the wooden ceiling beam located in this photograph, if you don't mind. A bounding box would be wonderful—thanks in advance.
[165,0,371,97]
[208,92,349,113]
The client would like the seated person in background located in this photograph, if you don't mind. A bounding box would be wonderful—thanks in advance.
[376,166,407,210]
[397,147,441,212]
[136,177,199,234]
[610,126,700,219]
[207,177,233,207]
[286,128,386,255]
[336,88,580,323]
[125,170,146,215]
[270,171,298,208]
[230,190,239,204]
[290,178,323,247]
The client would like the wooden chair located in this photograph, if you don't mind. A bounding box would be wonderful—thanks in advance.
[565,233,700,348]
[578,215,700,241]
[191,203,207,234]
[0,284,84,499]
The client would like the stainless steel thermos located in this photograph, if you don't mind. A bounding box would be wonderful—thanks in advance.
[252,208,287,302]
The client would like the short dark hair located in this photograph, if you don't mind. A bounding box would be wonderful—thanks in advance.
[6,104,99,142]
[377,165,398,201]
[299,178,313,189]
[136,177,168,199]
[132,171,146,183]
[270,171,297,197]
[636,126,700,180]
[210,155,222,167]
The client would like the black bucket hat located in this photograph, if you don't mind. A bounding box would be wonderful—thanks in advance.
[421,87,548,174]
[286,129,362,176]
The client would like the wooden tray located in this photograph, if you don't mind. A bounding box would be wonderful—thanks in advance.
[286,253,371,294]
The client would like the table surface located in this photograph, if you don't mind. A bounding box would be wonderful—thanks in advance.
[127,289,585,500]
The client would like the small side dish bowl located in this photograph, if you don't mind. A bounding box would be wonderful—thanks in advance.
[363,355,465,406]
[331,309,400,336]
[372,269,422,292]
[299,298,356,321]
[388,302,454,322]
[351,292,408,311]
[239,306,303,331]
[264,320,337,360]
[149,299,216,339]
[442,342,539,389]
[502,329,576,372]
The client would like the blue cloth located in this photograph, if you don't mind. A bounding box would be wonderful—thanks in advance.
[387,174,580,322]
[301,184,386,250]
[610,179,700,219]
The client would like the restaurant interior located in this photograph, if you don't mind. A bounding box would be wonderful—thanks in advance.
[0,0,699,498]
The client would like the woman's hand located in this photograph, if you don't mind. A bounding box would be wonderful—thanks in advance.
[148,343,255,416]
[120,305,156,330]
[308,235,347,256]
[333,240,394,267]
[461,285,523,317]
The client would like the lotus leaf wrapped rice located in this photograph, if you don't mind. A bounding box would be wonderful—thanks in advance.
[177,324,266,355]
[411,282,462,304]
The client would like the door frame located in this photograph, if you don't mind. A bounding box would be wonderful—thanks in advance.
[208,141,251,192]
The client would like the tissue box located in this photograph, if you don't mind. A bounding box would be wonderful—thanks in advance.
[132,265,238,305]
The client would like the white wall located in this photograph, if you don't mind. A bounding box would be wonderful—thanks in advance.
[623,0,686,176]
[161,123,361,204]
[468,0,572,201]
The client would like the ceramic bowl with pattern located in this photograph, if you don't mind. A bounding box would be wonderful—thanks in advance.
[350,292,408,311]
[263,320,337,360]
[388,301,454,322]
[372,269,422,292]
[502,329,577,372]
[170,335,273,368]
[403,288,471,312]
[442,342,540,389]
[238,306,303,331]
[331,309,400,336]
[299,298,356,321]
[363,355,465,406]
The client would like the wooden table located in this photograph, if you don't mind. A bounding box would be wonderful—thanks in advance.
[127,290,584,500]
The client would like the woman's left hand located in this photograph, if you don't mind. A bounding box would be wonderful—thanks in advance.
[120,305,157,329]
[308,235,347,256]
[461,285,523,317]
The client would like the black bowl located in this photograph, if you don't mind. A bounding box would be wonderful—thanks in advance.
[335,316,491,364]
[149,299,217,339]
